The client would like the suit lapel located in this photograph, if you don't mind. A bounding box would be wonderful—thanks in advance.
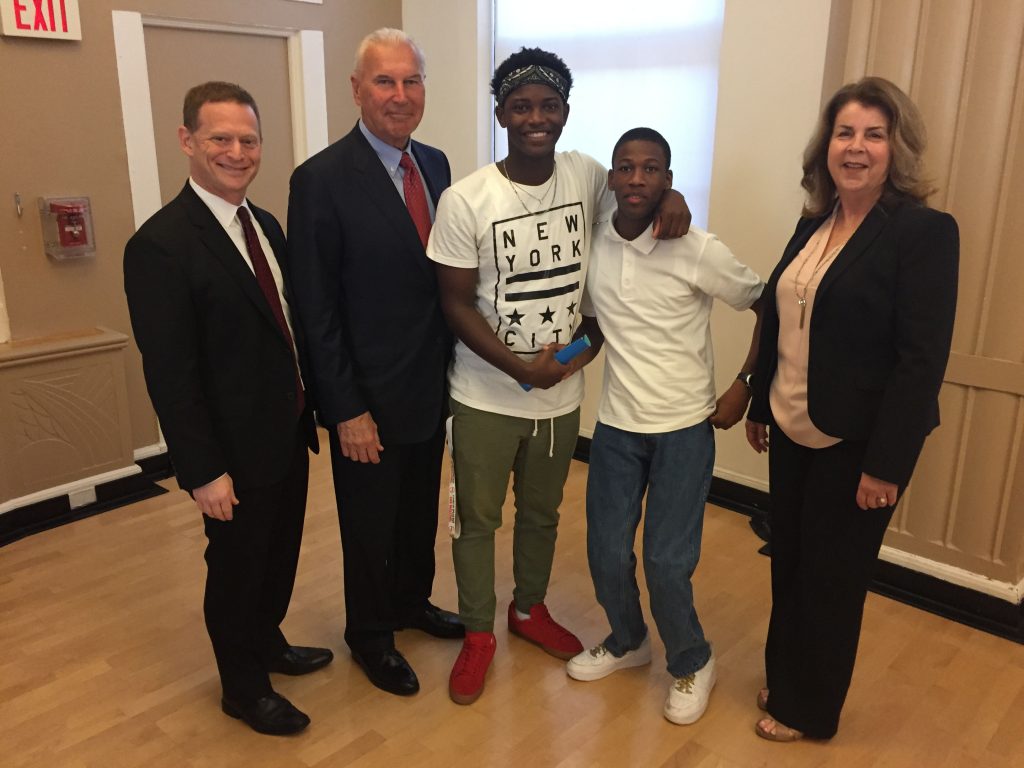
[815,203,890,299]
[178,183,286,344]
[411,141,444,207]
[350,129,431,264]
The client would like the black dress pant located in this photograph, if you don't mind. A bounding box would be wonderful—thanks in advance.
[765,426,895,739]
[202,432,309,701]
[329,423,445,653]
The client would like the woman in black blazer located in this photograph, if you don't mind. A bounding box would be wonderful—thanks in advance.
[745,77,958,741]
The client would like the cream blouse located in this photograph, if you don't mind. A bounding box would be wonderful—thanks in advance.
[769,212,844,448]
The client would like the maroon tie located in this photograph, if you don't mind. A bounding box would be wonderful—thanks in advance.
[236,206,305,415]
[399,151,432,248]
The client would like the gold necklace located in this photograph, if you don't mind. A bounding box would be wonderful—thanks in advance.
[792,234,845,329]
[498,159,558,215]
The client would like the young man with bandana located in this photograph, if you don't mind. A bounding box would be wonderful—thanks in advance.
[427,48,690,705]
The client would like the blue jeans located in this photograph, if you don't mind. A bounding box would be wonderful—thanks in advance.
[586,420,714,678]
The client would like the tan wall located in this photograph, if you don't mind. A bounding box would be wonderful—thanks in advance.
[704,0,833,486]
[0,0,399,464]
[402,0,493,184]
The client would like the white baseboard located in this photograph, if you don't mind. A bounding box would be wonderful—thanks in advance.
[878,546,1022,604]
[133,442,167,461]
[711,466,770,493]
[0,464,143,516]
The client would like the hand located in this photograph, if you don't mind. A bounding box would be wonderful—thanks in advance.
[193,473,239,521]
[856,472,898,511]
[651,189,691,239]
[710,380,752,430]
[337,411,383,464]
[522,344,568,390]
[745,420,769,453]
[558,346,596,381]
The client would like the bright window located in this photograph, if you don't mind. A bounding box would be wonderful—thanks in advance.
[494,0,725,227]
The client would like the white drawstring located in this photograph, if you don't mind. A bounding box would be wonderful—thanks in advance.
[532,418,555,457]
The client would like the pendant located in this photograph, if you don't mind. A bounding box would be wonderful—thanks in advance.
[798,297,806,329]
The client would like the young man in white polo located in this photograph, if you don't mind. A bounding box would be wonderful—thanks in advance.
[569,127,764,725]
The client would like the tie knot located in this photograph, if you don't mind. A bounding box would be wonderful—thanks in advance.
[399,152,414,171]
[237,206,252,225]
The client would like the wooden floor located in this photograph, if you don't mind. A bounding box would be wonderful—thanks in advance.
[3,432,1024,767]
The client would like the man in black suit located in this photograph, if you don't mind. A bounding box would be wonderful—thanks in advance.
[286,28,463,697]
[124,82,332,736]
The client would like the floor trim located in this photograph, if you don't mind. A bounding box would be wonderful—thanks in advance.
[0,453,173,547]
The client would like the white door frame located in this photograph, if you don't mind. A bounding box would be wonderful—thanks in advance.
[111,10,328,230]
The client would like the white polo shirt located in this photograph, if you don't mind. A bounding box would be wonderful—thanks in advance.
[582,220,763,433]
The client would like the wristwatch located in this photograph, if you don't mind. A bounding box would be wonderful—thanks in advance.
[736,372,753,389]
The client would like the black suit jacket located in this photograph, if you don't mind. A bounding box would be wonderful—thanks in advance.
[124,182,318,492]
[749,200,959,486]
[286,124,453,443]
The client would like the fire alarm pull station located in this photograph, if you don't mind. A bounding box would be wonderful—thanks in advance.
[39,196,96,259]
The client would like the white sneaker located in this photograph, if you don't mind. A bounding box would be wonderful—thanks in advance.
[663,655,716,725]
[566,635,652,681]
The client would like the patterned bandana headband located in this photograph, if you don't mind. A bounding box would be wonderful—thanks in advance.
[497,64,569,105]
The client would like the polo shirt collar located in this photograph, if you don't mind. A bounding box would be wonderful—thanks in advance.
[606,217,658,255]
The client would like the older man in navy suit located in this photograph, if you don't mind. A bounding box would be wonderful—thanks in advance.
[124,82,331,736]
[286,29,463,697]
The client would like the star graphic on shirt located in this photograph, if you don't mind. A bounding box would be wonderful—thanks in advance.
[540,307,555,324]
[506,308,524,326]
[567,301,577,316]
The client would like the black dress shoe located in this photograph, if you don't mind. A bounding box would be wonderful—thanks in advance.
[403,604,465,639]
[267,645,334,676]
[221,692,310,736]
[350,647,420,696]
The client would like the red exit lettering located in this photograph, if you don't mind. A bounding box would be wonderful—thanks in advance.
[12,0,69,33]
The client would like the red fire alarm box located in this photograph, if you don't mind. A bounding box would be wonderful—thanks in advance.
[39,196,96,259]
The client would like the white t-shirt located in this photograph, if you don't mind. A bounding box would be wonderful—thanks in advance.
[582,220,763,433]
[428,151,612,419]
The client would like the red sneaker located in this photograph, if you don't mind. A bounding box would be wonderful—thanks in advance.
[507,602,583,660]
[449,631,496,705]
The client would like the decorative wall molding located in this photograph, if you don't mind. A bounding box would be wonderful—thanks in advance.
[0,327,136,514]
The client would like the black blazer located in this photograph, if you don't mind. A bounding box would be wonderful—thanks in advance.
[286,124,453,444]
[749,200,959,486]
[124,182,318,492]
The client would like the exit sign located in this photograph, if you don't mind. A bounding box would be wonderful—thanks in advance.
[1,0,81,40]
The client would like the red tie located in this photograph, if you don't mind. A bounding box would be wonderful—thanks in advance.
[399,151,432,248]
[236,206,305,416]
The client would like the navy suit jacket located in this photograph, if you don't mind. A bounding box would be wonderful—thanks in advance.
[749,200,959,485]
[286,124,453,443]
[124,182,318,492]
